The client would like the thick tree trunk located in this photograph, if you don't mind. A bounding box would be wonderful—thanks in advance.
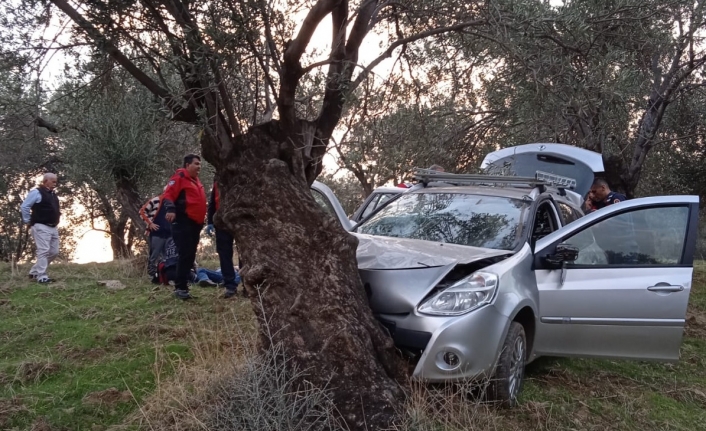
[352,169,374,198]
[602,154,630,196]
[115,178,147,232]
[110,234,131,259]
[107,214,132,259]
[207,121,406,430]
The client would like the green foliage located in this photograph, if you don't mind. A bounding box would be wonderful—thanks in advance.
[317,173,365,216]
[475,0,706,194]
[333,82,497,194]
[54,76,192,197]
[0,52,57,262]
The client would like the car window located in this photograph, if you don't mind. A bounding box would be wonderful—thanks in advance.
[356,192,530,250]
[571,206,583,220]
[311,189,336,217]
[557,202,580,225]
[532,202,559,245]
[563,206,689,266]
[361,195,382,220]
[377,193,395,206]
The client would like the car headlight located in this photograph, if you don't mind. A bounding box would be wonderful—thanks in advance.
[417,271,498,316]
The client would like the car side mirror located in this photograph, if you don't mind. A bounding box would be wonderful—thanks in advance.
[544,243,579,267]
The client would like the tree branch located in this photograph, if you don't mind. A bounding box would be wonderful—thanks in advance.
[34,116,59,133]
[49,0,197,123]
[259,0,282,74]
[279,0,340,126]
[349,19,487,94]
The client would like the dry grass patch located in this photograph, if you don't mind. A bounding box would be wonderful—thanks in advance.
[119,313,257,431]
[83,388,133,406]
[14,360,61,385]
[0,397,28,428]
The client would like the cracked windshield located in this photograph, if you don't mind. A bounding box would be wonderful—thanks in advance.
[356,193,528,250]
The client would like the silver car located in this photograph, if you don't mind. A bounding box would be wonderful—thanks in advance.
[312,144,699,406]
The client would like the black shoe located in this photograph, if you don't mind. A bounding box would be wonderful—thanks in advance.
[37,277,55,284]
[223,289,236,299]
[28,274,37,280]
[173,290,195,300]
[150,274,160,284]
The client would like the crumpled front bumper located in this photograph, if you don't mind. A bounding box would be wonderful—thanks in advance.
[379,304,510,381]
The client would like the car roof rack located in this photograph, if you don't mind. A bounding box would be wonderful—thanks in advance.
[412,168,577,193]
[535,170,577,189]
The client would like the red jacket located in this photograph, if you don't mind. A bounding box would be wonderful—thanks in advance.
[162,168,207,224]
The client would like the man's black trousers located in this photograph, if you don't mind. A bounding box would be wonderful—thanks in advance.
[171,218,202,291]
[215,228,238,289]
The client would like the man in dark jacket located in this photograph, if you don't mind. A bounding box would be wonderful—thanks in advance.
[162,154,207,300]
[586,178,627,213]
[206,175,240,298]
[20,173,61,283]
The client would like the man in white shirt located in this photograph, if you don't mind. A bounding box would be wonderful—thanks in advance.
[20,173,61,283]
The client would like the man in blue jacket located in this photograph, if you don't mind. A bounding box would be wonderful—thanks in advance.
[586,178,627,212]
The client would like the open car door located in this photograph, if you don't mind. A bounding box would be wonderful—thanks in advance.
[310,181,355,231]
[532,195,699,361]
[481,143,604,198]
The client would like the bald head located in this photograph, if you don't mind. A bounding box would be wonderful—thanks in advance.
[42,173,58,190]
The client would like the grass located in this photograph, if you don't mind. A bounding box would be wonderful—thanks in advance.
[1,259,705,430]
[0,259,255,430]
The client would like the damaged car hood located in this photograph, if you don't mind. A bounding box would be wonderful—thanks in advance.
[353,234,513,314]
[354,233,511,269]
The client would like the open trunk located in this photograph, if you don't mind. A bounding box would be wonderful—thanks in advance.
[480,143,605,197]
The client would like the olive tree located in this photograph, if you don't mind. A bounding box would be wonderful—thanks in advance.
[41,0,489,427]
[476,0,706,196]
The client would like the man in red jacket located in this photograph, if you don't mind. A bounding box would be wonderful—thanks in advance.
[162,154,207,300]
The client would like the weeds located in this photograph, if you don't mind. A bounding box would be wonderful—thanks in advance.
[205,341,346,431]
[128,290,346,431]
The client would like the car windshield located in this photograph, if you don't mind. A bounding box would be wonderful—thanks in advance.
[355,192,529,250]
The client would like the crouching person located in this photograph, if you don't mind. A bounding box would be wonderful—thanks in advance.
[156,238,240,290]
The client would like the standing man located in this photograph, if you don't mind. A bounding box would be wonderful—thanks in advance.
[206,175,240,299]
[162,154,207,300]
[139,188,171,282]
[20,173,61,283]
[586,178,626,213]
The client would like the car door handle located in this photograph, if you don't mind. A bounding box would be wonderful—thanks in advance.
[647,284,684,293]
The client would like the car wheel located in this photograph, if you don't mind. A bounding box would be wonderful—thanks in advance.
[488,321,526,407]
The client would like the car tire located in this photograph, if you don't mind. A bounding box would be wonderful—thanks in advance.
[488,321,526,407]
